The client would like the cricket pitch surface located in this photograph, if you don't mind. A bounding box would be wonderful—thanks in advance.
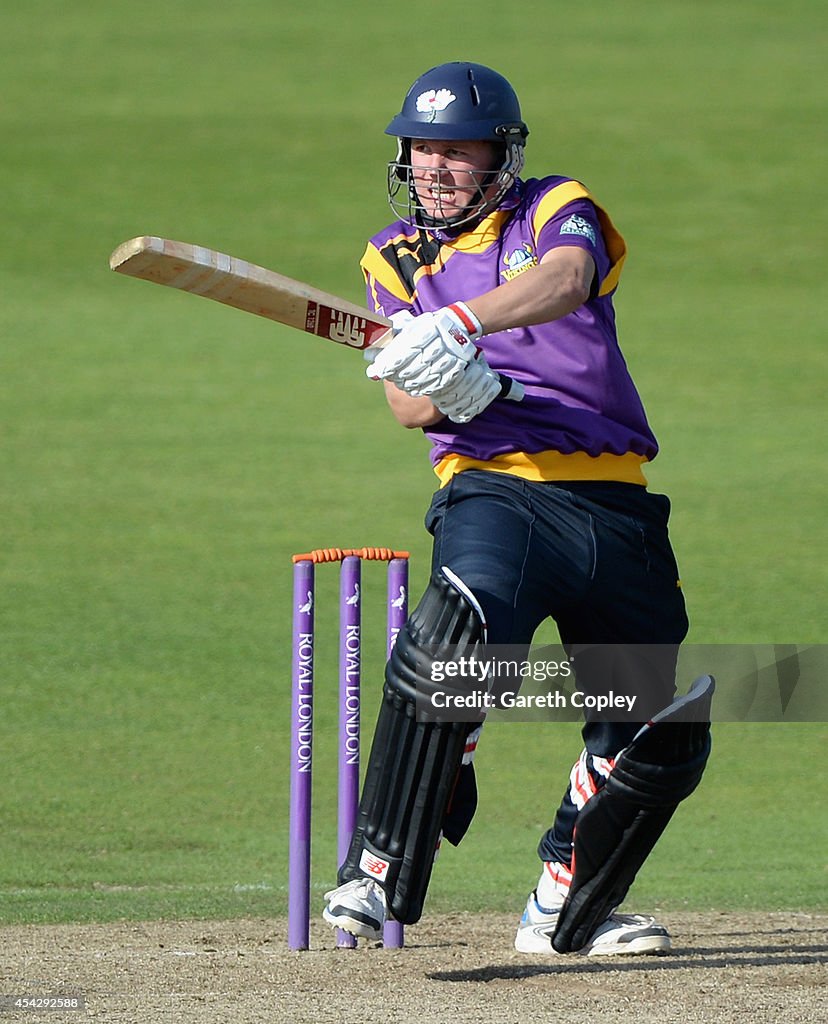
[1,911,825,1023]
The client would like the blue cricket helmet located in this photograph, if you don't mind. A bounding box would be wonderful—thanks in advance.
[385,61,528,144]
[385,62,529,230]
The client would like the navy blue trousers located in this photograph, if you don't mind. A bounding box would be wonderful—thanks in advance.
[424,470,689,863]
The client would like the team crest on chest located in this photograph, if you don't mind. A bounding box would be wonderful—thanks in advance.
[502,243,538,281]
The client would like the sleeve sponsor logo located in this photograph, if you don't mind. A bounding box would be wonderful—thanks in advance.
[560,214,597,245]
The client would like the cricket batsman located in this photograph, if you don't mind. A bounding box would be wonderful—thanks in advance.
[322,62,713,955]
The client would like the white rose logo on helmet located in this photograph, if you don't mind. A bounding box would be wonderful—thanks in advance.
[415,89,457,121]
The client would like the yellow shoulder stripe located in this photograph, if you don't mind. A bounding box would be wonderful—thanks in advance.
[532,181,627,297]
[531,181,592,238]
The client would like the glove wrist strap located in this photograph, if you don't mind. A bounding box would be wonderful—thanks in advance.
[447,301,483,340]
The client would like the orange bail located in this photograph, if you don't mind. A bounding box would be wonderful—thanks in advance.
[291,547,410,564]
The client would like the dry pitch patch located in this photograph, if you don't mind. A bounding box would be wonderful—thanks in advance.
[1,911,825,1024]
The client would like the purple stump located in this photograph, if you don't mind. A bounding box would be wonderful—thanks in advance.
[383,556,408,949]
[337,556,361,948]
[289,559,315,950]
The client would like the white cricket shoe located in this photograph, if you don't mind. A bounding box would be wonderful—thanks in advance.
[515,891,671,956]
[323,878,387,940]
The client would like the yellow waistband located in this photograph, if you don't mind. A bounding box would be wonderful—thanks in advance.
[434,450,649,487]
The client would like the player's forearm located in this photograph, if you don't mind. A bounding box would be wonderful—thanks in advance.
[466,248,595,335]
[382,381,445,428]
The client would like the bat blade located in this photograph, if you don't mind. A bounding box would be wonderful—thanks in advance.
[109,236,391,350]
[109,236,524,402]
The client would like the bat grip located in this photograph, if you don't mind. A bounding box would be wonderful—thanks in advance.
[497,373,525,403]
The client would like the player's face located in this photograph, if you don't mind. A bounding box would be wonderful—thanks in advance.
[409,139,500,221]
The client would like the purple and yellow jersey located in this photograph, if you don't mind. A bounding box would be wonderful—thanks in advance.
[361,176,657,486]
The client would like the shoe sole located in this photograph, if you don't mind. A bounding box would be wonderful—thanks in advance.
[515,929,671,956]
[587,934,671,956]
[322,907,382,941]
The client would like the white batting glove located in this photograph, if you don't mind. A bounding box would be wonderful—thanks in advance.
[366,302,484,394]
[431,354,504,424]
[363,309,414,364]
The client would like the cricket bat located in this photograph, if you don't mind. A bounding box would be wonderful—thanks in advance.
[109,236,524,399]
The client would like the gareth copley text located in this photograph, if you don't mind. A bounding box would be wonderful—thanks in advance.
[431,688,638,713]
[429,655,638,713]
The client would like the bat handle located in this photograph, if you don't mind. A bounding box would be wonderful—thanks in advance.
[498,373,525,403]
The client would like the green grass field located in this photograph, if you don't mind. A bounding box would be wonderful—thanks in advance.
[1,1,825,926]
